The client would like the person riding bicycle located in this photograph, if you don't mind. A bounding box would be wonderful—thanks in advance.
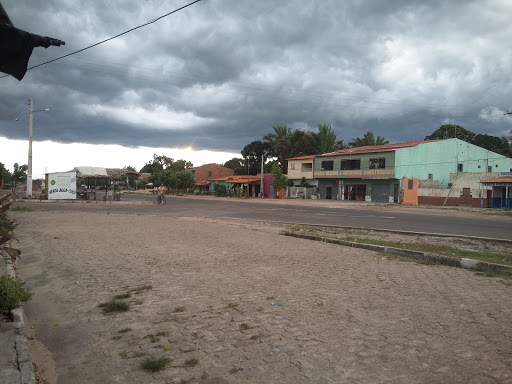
[157,184,166,198]
[156,184,167,204]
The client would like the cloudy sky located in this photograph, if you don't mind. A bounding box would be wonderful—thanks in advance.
[1,0,512,178]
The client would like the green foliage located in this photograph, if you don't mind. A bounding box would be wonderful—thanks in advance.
[140,154,193,174]
[11,163,28,189]
[0,275,33,314]
[299,177,312,188]
[425,124,475,142]
[223,157,246,175]
[173,170,195,192]
[314,123,346,153]
[271,162,288,191]
[349,131,389,147]
[98,299,130,312]
[472,134,512,157]
[0,162,11,185]
[141,357,171,372]
[213,182,228,196]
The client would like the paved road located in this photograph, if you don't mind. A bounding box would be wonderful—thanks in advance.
[21,194,512,240]
[12,209,512,384]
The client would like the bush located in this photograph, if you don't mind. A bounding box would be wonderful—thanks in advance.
[0,275,33,315]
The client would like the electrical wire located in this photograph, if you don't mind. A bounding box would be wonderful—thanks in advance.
[0,0,203,78]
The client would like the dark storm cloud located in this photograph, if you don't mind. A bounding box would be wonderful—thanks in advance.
[1,0,511,153]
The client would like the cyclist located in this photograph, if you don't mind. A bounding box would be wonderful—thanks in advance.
[157,184,166,204]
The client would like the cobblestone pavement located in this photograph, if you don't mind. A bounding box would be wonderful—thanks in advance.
[12,210,512,384]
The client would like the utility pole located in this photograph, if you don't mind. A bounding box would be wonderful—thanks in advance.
[27,99,33,199]
[260,154,264,198]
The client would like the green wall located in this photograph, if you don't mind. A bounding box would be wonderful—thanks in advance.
[395,139,512,188]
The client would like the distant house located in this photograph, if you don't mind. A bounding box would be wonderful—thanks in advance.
[190,163,235,193]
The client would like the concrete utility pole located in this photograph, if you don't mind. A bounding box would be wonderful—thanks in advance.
[20,99,49,199]
[27,98,33,198]
[261,154,264,198]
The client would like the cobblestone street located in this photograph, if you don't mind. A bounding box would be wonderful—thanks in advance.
[12,210,512,384]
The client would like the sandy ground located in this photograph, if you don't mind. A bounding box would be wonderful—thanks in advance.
[10,209,512,384]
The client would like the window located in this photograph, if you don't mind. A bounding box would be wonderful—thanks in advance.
[301,163,313,172]
[428,174,433,180]
[290,163,295,170]
[340,159,360,170]
[321,160,334,171]
[369,158,385,169]
[408,179,414,190]
[457,163,463,172]
[488,166,492,172]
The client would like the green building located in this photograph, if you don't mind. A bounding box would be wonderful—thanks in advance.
[308,139,512,202]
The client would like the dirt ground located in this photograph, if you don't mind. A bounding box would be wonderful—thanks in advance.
[10,209,512,384]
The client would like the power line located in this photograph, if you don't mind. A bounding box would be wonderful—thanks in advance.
[0,0,203,79]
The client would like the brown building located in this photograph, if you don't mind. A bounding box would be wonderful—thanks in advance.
[191,163,235,193]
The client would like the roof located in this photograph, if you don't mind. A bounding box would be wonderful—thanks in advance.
[319,140,443,157]
[480,177,512,185]
[285,140,445,160]
[190,163,231,170]
[286,155,316,161]
[210,175,261,184]
[71,166,141,179]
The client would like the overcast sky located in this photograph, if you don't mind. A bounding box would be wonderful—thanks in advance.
[1,0,512,177]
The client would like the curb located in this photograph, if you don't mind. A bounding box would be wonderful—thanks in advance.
[284,233,512,274]
[2,250,36,384]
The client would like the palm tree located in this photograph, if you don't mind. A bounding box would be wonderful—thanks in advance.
[349,131,389,147]
[263,125,294,172]
[313,123,346,153]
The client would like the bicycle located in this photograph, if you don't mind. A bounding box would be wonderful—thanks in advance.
[157,194,166,205]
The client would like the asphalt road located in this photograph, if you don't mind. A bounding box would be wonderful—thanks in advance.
[19,193,512,240]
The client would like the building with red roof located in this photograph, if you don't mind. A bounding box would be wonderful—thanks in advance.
[287,138,512,205]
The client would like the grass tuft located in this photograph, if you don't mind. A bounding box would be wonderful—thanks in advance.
[98,299,130,313]
[141,357,171,372]
[184,357,199,366]
[239,322,251,330]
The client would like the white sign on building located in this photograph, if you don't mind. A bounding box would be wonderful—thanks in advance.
[47,171,77,200]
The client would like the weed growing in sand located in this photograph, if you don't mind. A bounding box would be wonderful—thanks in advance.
[184,357,199,366]
[98,299,130,313]
[174,306,186,313]
[118,328,132,333]
[141,357,171,372]
[239,322,251,330]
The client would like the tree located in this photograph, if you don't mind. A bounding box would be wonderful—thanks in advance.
[313,123,346,153]
[264,125,294,173]
[271,162,288,194]
[139,154,177,174]
[299,177,312,188]
[424,125,475,142]
[472,134,512,157]
[168,159,193,172]
[349,131,389,147]
[11,163,27,190]
[241,140,273,175]
[0,162,10,186]
[288,130,317,159]
[172,170,195,193]
[223,158,246,175]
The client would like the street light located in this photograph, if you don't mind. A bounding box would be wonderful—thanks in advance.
[16,99,50,199]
